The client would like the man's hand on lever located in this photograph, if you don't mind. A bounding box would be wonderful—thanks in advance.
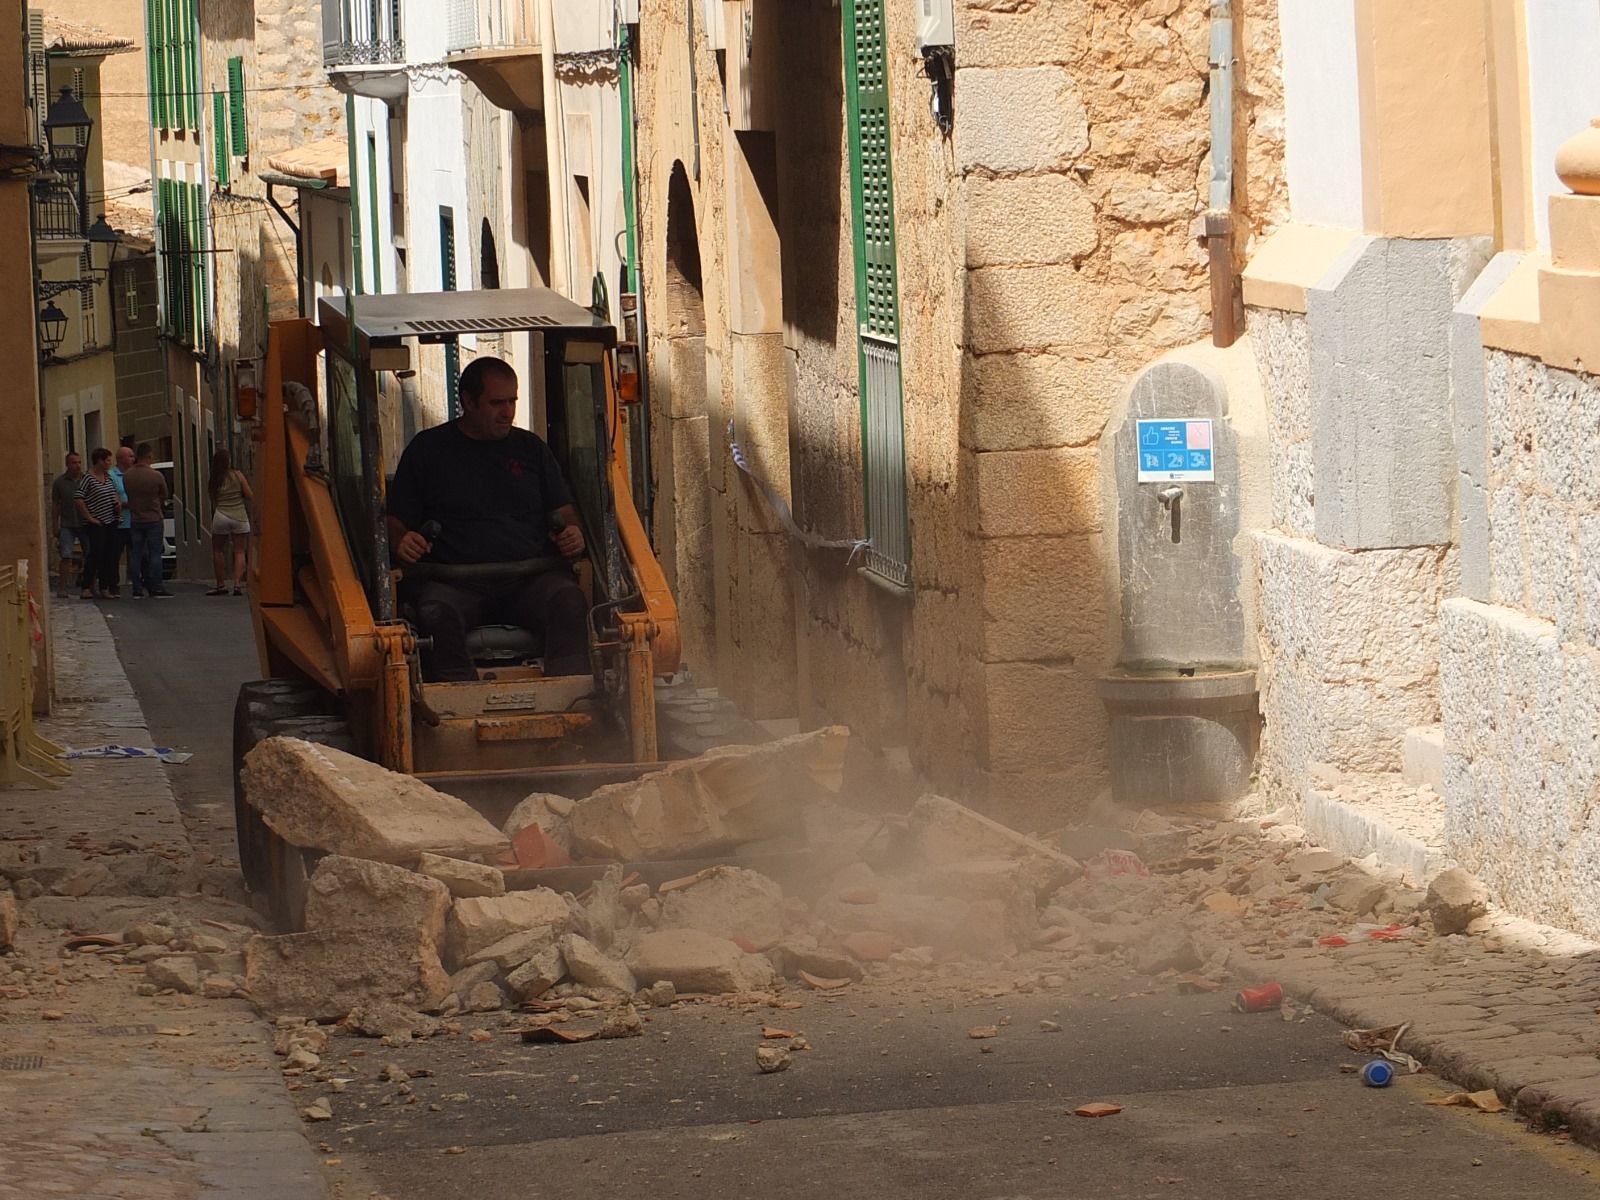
[388,515,434,565]
[551,506,585,558]
[396,530,433,564]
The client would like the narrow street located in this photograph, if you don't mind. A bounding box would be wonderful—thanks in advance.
[6,2,1600,1198]
[109,583,261,869]
[72,596,1600,1199]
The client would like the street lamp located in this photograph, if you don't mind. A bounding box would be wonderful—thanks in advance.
[41,86,92,176]
[86,213,120,275]
[37,301,68,358]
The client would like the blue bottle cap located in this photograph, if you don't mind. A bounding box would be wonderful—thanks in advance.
[1361,1060,1394,1087]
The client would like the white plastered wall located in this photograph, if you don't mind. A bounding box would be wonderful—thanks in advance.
[1524,0,1600,248]
[1280,0,1365,229]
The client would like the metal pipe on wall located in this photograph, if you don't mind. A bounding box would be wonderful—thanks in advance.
[1206,0,1238,348]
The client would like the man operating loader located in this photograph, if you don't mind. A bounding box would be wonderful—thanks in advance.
[386,356,590,681]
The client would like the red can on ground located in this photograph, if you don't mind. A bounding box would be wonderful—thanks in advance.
[1236,982,1284,1012]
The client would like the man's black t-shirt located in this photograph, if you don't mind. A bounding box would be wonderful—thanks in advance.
[387,422,575,564]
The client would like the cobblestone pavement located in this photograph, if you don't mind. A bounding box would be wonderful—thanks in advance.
[0,600,325,1200]
[1232,922,1600,1146]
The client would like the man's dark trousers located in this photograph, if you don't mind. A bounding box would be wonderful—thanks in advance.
[129,521,163,595]
[412,571,588,681]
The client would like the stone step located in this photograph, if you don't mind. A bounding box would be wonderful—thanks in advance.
[1401,724,1444,790]
[1302,768,1450,887]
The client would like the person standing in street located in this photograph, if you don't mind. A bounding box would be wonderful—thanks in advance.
[123,443,172,599]
[74,447,122,599]
[109,445,135,598]
[50,451,86,598]
[207,448,253,596]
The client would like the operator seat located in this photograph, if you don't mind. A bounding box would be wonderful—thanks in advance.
[464,624,543,666]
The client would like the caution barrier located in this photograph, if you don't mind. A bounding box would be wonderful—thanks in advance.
[0,560,68,789]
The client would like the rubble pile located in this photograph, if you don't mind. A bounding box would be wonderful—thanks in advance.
[0,907,264,1005]
[213,725,1531,1116]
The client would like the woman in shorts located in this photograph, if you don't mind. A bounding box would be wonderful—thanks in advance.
[207,448,254,596]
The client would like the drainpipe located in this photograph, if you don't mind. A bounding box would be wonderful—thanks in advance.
[686,0,700,181]
[1206,1,1238,348]
[539,0,572,297]
[346,92,365,297]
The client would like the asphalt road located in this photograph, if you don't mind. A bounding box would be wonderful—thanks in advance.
[310,988,1600,1200]
[99,582,260,863]
[97,589,1600,1200]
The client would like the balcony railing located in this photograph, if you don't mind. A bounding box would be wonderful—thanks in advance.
[323,0,405,68]
[31,181,83,241]
[446,0,537,55]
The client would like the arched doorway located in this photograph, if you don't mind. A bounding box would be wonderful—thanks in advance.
[480,219,501,290]
[654,161,715,682]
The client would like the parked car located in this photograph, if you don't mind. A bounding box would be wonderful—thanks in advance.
[154,461,178,579]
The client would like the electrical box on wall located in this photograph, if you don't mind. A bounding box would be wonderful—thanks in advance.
[917,0,954,49]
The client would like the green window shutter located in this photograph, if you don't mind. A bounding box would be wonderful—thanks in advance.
[161,179,176,335]
[842,0,909,585]
[182,184,194,345]
[440,207,460,417]
[189,0,201,131]
[367,133,382,292]
[149,0,167,130]
[191,183,206,348]
[197,183,210,348]
[178,0,192,130]
[212,92,229,187]
[227,57,247,156]
[845,0,898,340]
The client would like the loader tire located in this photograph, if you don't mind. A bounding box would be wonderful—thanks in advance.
[231,681,346,914]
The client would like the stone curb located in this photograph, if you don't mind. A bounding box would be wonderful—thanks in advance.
[22,602,332,1200]
[1230,938,1600,1148]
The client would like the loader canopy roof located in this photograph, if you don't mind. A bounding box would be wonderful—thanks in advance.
[317,288,616,357]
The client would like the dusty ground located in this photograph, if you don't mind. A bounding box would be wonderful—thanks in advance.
[8,589,1600,1199]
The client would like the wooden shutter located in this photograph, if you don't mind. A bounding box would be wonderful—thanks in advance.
[842,0,909,585]
[227,57,247,156]
[212,92,229,188]
[440,207,460,418]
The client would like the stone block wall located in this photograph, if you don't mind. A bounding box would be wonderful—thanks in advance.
[1442,598,1600,937]
[1251,308,1313,538]
[1249,234,1486,812]
[955,0,1286,824]
[1483,352,1600,642]
[1256,534,1453,805]
[1438,351,1600,937]
[636,0,1287,827]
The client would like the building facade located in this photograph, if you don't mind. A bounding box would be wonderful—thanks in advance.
[108,203,165,458]
[142,0,344,576]
[317,0,635,433]
[631,0,1286,823]
[31,17,136,478]
[3,8,50,706]
[1244,0,1600,939]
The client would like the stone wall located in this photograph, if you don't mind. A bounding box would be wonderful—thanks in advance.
[1439,351,1600,937]
[956,0,1286,822]
[636,0,1288,825]
[204,0,343,468]
[44,0,147,170]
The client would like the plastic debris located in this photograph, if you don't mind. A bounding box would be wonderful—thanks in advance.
[1344,1023,1423,1074]
[1427,1090,1505,1113]
[1074,1102,1123,1118]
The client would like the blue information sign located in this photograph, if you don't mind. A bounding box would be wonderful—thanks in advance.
[1136,418,1215,483]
